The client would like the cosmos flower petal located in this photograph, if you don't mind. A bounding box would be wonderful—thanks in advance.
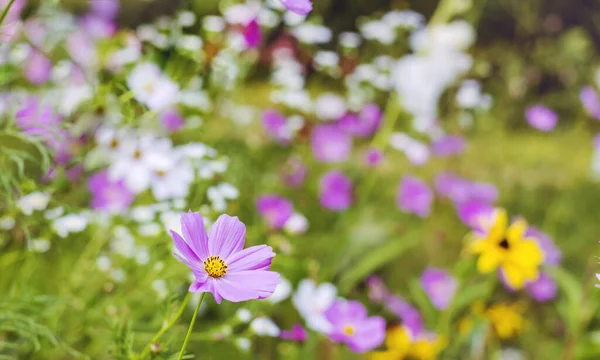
[181,211,210,259]
[171,230,201,263]
[189,277,212,293]
[226,245,275,272]
[349,316,386,353]
[280,0,313,16]
[215,270,280,302]
[476,249,502,273]
[208,214,246,259]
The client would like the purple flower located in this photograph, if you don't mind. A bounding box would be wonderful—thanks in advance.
[0,0,25,42]
[434,172,497,205]
[384,295,424,337]
[24,51,52,85]
[89,0,120,20]
[324,300,386,353]
[397,176,433,218]
[262,109,292,145]
[431,135,466,157]
[419,268,458,310]
[160,109,185,132]
[580,87,600,121]
[171,212,280,304]
[366,276,391,303]
[338,103,382,137]
[526,105,558,132]
[256,195,294,229]
[364,148,383,167]
[525,272,557,302]
[281,157,307,188]
[311,124,352,163]
[280,324,307,343]
[457,200,494,229]
[88,171,134,213]
[280,0,313,15]
[319,170,352,211]
[243,18,262,49]
[525,226,561,266]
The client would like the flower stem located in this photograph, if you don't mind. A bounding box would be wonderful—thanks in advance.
[139,292,192,359]
[177,292,205,360]
[0,0,15,27]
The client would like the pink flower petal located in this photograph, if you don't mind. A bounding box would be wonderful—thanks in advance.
[208,214,246,259]
[181,211,210,259]
[280,0,312,15]
[215,270,280,302]
[171,230,201,263]
[226,245,275,272]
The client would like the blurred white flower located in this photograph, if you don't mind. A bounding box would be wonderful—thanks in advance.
[382,10,424,29]
[17,192,51,215]
[291,23,332,44]
[0,216,15,230]
[31,238,51,253]
[137,223,161,237]
[177,11,196,27]
[207,183,239,212]
[314,50,339,69]
[250,317,280,337]
[235,338,252,351]
[271,89,313,111]
[127,62,179,111]
[339,32,361,48]
[135,247,151,265]
[283,12,306,26]
[203,16,226,33]
[44,207,64,220]
[52,214,88,238]
[284,213,309,234]
[130,206,156,223]
[224,3,259,25]
[96,256,112,272]
[152,279,168,299]
[410,20,475,53]
[315,93,346,121]
[389,132,430,166]
[236,308,252,323]
[258,8,279,28]
[110,226,136,258]
[176,35,203,52]
[160,210,182,234]
[267,277,292,304]
[360,20,396,45]
[111,268,126,282]
[293,279,336,333]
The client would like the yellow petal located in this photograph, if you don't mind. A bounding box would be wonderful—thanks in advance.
[502,263,526,289]
[488,208,508,241]
[385,326,411,352]
[506,219,527,245]
[510,240,543,268]
[477,248,503,273]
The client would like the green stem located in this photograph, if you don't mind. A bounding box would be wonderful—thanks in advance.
[139,292,193,359]
[355,95,402,203]
[0,0,15,27]
[177,293,205,360]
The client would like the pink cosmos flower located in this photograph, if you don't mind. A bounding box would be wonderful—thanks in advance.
[256,194,294,228]
[525,272,557,302]
[419,268,457,310]
[160,109,185,132]
[280,0,313,16]
[311,124,352,163]
[338,103,382,137]
[0,0,25,42]
[397,176,433,218]
[319,170,352,211]
[171,212,280,304]
[324,300,386,353]
[431,135,466,157]
[526,105,558,132]
[262,109,292,145]
[580,87,600,121]
[280,324,307,343]
[243,18,262,49]
[24,51,52,85]
[88,170,135,214]
[281,157,307,188]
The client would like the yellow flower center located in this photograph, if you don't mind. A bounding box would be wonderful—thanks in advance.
[204,256,228,278]
[343,325,355,336]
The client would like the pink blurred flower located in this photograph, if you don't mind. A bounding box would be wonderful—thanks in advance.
[0,0,25,42]
[160,109,185,132]
[280,0,312,15]
[311,125,352,163]
[89,0,119,20]
[526,105,558,132]
[280,324,307,343]
[324,300,385,353]
[338,103,382,137]
[171,212,280,304]
[262,109,292,145]
[319,170,352,211]
[419,268,457,310]
[525,272,557,302]
[24,51,52,85]
[397,176,433,218]
[431,135,466,157]
[281,157,307,188]
[88,170,135,214]
[580,87,600,121]
[256,194,294,229]
[243,18,261,49]
[364,148,383,167]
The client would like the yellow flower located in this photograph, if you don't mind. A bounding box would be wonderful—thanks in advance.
[468,208,544,289]
[485,303,526,339]
[370,326,410,360]
[407,335,447,360]
[369,326,446,360]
